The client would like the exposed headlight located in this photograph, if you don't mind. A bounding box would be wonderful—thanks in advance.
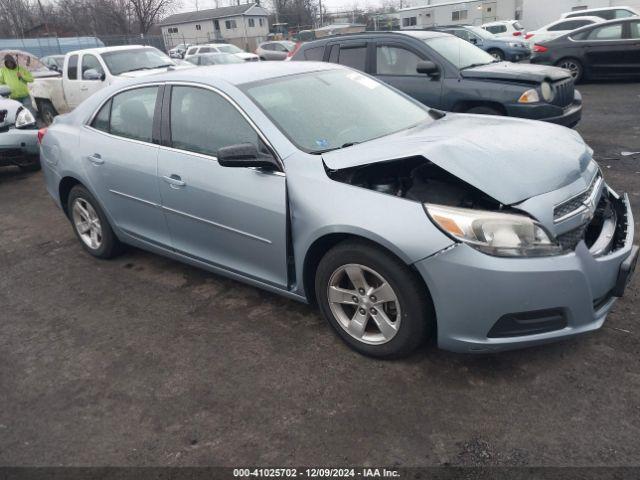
[508,42,524,48]
[15,107,36,128]
[425,204,563,257]
[518,88,540,103]
[540,81,554,102]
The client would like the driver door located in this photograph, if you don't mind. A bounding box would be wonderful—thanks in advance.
[76,53,106,103]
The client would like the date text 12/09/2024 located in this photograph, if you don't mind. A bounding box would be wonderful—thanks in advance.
[233,468,401,478]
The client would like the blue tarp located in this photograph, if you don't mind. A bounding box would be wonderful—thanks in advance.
[0,37,105,57]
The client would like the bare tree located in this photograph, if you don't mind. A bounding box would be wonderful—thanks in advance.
[129,0,180,34]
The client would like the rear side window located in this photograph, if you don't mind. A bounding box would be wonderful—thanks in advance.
[549,20,590,31]
[336,45,366,71]
[67,54,78,80]
[200,47,212,53]
[485,25,506,34]
[615,9,634,18]
[170,86,258,156]
[91,99,111,132]
[186,47,198,55]
[631,21,640,38]
[303,46,324,61]
[109,87,158,143]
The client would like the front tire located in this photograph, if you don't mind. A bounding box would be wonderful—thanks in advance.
[315,241,433,358]
[67,185,123,259]
[556,57,584,83]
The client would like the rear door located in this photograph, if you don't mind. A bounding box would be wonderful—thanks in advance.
[627,20,640,75]
[373,40,443,108]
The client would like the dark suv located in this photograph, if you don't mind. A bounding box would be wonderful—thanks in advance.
[291,30,582,127]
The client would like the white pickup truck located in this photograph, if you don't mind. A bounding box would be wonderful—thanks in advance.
[30,45,192,124]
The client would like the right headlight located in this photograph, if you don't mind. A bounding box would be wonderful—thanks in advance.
[425,203,563,257]
[15,107,36,129]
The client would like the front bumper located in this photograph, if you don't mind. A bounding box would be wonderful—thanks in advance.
[0,126,39,167]
[415,192,636,353]
[505,90,582,128]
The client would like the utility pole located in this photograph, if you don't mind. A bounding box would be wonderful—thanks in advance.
[318,0,322,27]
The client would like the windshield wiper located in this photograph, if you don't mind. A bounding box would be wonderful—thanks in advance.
[314,142,360,154]
[460,62,492,70]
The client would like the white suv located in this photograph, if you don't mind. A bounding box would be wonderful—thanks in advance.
[183,43,259,62]
[481,20,526,38]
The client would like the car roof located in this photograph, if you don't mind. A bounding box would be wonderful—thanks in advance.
[140,61,340,87]
[544,15,605,26]
[67,45,152,56]
[299,30,449,45]
[562,6,639,16]
[482,20,519,26]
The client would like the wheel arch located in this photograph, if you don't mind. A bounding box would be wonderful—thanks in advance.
[452,100,507,115]
[58,176,84,217]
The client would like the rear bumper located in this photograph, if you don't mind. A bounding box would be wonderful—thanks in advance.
[505,90,582,128]
[415,192,636,353]
[504,48,531,62]
[0,126,39,166]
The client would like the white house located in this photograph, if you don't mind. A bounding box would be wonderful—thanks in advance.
[398,0,522,29]
[521,0,640,29]
[159,3,270,52]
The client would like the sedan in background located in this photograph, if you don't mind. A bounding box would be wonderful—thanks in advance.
[184,43,260,62]
[428,25,531,61]
[482,20,526,38]
[256,40,297,60]
[524,16,604,46]
[39,62,637,358]
[531,18,640,82]
[292,31,582,127]
[40,54,65,72]
[168,44,191,59]
[186,53,245,66]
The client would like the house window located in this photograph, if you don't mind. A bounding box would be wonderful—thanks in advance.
[452,10,467,21]
[214,20,220,30]
[225,19,237,29]
[248,18,255,27]
[402,16,417,27]
[195,24,201,30]
[168,27,178,33]
[259,18,264,26]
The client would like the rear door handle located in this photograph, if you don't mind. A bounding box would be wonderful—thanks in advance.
[80,86,89,91]
[87,153,104,165]
[163,174,186,188]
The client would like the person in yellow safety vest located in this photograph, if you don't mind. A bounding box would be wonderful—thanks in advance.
[0,54,35,114]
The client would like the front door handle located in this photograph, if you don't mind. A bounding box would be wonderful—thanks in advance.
[87,153,104,165]
[163,174,186,188]
[80,86,89,91]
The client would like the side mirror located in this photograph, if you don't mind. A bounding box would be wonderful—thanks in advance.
[83,68,103,81]
[50,64,60,72]
[0,85,11,98]
[416,60,439,77]
[217,143,279,170]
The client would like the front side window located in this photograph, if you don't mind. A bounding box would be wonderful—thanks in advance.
[631,21,640,38]
[81,54,104,79]
[243,69,431,153]
[109,87,158,143]
[170,86,258,156]
[67,54,78,80]
[187,47,198,55]
[376,46,423,76]
[101,48,174,75]
[587,23,623,40]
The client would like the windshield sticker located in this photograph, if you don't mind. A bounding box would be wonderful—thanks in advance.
[346,72,379,90]
[315,139,329,148]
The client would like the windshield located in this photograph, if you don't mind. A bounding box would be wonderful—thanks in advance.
[281,41,296,51]
[467,26,495,39]
[202,53,244,65]
[243,69,431,153]
[425,36,495,69]
[102,47,175,75]
[216,44,243,54]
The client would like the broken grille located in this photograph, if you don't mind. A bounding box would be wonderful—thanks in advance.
[554,172,601,222]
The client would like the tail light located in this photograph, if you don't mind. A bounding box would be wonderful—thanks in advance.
[37,127,48,144]
[525,33,534,40]
[533,44,548,53]
[287,42,302,59]
[513,31,522,36]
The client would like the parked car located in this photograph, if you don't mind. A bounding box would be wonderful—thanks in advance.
[524,16,604,46]
[291,31,582,127]
[30,45,191,125]
[40,54,65,72]
[184,43,260,62]
[530,18,640,83]
[0,49,60,79]
[256,40,297,60]
[186,52,245,66]
[561,6,639,20]
[39,62,637,358]
[427,25,531,61]
[0,85,39,171]
[168,43,191,59]
[481,20,526,38]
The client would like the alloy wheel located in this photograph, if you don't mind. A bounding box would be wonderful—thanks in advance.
[327,263,401,345]
[559,60,580,79]
[72,198,103,250]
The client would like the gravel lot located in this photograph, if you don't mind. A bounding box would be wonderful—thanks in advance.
[1,81,639,467]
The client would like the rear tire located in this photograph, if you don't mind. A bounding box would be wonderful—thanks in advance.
[67,185,123,259]
[37,100,57,126]
[488,49,505,61]
[315,240,433,359]
[466,106,503,116]
[556,57,584,83]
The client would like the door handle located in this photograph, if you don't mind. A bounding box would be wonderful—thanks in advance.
[87,153,104,165]
[80,86,89,91]
[163,174,186,188]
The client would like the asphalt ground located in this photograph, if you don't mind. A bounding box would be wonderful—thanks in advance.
[1,81,640,467]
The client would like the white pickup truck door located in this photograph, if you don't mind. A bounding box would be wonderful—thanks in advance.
[65,53,107,109]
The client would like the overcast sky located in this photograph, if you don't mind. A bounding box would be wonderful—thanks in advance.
[178,0,382,14]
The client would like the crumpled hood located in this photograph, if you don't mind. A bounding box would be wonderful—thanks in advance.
[322,114,591,205]
[461,61,571,83]
[0,97,20,127]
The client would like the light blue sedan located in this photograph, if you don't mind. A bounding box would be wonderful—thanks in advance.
[39,62,637,358]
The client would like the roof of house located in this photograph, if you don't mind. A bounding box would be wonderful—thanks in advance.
[159,3,263,26]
